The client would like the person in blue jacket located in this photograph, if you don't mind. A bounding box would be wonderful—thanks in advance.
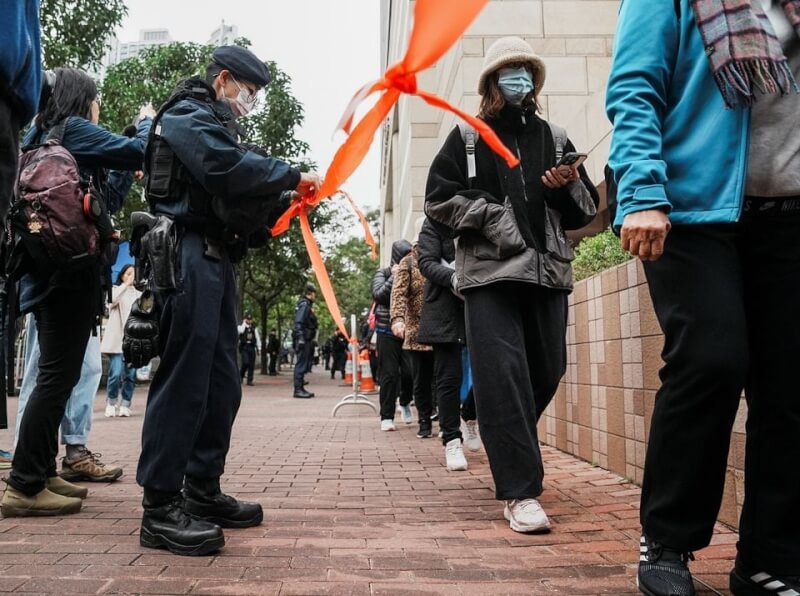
[133,46,320,556]
[1,67,151,518]
[607,1,800,595]
[0,0,41,236]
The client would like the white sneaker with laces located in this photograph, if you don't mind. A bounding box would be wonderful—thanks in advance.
[400,404,413,425]
[445,439,468,471]
[118,406,131,417]
[380,419,396,432]
[463,420,482,451]
[504,499,551,533]
[104,405,116,418]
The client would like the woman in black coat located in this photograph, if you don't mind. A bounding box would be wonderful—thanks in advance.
[417,218,481,471]
[424,37,597,533]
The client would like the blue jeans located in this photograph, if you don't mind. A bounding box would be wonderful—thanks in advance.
[15,315,103,448]
[106,353,135,406]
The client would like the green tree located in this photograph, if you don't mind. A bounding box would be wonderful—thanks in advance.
[40,0,128,69]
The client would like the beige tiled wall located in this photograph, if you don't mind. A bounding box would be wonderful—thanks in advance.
[540,260,747,528]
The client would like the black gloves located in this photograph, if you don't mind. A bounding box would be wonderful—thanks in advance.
[123,290,159,368]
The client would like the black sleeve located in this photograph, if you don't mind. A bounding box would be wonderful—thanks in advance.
[551,139,599,230]
[371,268,393,306]
[416,219,454,289]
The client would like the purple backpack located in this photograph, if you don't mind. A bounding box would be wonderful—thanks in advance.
[9,121,100,277]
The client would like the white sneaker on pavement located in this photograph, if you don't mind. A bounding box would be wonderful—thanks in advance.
[445,439,468,471]
[118,406,131,417]
[104,405,116,418]
[400,404,413,424]
[504,499,551,533]
[463,420,482,451]
[380,419,396,432]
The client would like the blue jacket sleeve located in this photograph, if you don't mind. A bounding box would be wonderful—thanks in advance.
[606,0,679,225]
[105,170,135,216]
[65,117,151,171]
[160,100,301,199]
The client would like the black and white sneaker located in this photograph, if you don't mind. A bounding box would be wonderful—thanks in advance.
[637,535,696,596]
[730,558,800,596]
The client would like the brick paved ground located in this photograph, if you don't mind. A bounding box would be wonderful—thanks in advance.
[0,369,736,595]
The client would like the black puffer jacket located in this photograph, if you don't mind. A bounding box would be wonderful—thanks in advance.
[425,105,598,292]
[371,239,413,331]
[416,219,465,345]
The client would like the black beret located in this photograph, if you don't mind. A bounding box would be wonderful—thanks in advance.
[212,46,271,88]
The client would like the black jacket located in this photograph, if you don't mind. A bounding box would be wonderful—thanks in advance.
[293,296,318,343]
[425,105,598,292]
[371,239,413,331]
[416,219,465,345]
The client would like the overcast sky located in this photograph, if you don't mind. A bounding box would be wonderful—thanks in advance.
[115,0,383,222]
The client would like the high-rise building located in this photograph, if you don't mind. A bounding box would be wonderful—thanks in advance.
[207,21,239,47]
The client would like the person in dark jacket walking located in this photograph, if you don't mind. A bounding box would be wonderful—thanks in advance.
[416,218,475,470]
[266,329,280,376]
[237,314,260,386]
[330,330,348,380]
[293,283,318,398]
[1,67,150,518]
[425,37,597,534]
[134,46,322,556]
[372,240,414,431]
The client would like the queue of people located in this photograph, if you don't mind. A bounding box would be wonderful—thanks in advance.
[1,3,799,595]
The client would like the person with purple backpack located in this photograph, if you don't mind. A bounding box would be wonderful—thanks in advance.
[1,68,152,517]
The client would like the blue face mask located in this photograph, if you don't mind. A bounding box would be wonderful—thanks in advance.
[497,66,534,106]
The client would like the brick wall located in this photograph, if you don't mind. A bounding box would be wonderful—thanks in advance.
[539,259,747,528]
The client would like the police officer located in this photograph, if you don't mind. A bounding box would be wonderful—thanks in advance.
[237,314,260,386]
[131,46,321,556]
[293,283,318,398]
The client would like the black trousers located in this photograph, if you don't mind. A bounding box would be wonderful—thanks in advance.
[377,332,413,420]
[409,350,434,423]
[137,232,242,493]
[9,288,94,495]
[268,351,278,375]
[641,204,800,574]
[293,341,312,389]
[331,352,345,379]
[239,345,256,383]
[465,282,567,501]
[462,389,477,422]
[432,343,463,443]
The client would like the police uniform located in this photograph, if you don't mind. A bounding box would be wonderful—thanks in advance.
[238,321,259,385]
[134,46,302,555]
[292,286,318,397]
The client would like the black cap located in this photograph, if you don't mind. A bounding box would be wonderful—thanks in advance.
[305,283,317,294]
[212,46,271,87]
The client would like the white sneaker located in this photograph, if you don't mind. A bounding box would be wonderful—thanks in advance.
[118,406,131,417]
[400,404,413,425]
[445,439,468,471]
[463,420,482,452]
[504,499,551,533]
[380,419,396,432]
[104,405,116,418]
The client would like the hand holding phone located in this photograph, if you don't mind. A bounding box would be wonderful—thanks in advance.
[556,152,588,169]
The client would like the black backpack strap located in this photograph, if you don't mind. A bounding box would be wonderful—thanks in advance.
[46,120,68,143]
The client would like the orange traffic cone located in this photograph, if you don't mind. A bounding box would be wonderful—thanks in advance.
[343,351,355,386]
[359,351,376,393]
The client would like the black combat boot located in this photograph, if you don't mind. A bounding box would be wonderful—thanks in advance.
[140,489,224,556]
[184,476,263,529]
[293,387,314,398]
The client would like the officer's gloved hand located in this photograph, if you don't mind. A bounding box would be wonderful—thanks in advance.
[123,290,159,368]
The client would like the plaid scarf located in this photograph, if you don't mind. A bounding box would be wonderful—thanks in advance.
[690,0,800,106]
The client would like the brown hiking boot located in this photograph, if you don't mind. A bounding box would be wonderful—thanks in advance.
[46,476,88,499]
[60,448,123,482]
[1,486,82,517]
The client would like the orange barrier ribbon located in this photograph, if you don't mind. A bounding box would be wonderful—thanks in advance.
[271,0,520,339]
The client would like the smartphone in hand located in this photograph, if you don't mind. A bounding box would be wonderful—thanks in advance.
[556,152,588,169]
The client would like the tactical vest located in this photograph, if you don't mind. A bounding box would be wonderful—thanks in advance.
[144,83,217,220]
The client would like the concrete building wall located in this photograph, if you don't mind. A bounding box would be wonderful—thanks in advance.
[379,0,620,264]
